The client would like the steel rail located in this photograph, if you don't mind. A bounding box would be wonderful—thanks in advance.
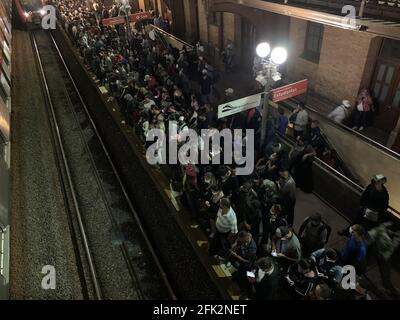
[32,32,103,300]
[49,32,177,300]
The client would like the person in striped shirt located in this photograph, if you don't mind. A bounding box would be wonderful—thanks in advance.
[209,198,238,259]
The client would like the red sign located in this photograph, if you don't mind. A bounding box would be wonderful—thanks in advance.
[102,12,152,26]
[102,16,126,27]
[129,11,152,23]
[271,79,308,103]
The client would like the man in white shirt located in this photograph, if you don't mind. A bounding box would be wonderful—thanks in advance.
[328,100,351,124]
[209,198,238,259]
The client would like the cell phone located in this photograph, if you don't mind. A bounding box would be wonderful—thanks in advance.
[246,271,255,278]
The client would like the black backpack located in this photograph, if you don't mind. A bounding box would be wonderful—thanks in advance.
[299,217,332,244]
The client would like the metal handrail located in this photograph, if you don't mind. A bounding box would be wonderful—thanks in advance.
[150,24,195,50]
[276,132,400,218]
[282,96,400,160]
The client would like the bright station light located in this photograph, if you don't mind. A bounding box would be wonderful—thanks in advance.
[256,42,271,59]
[271,47,288,65]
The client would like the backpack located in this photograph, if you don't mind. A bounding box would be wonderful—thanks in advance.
[299,217,332,245]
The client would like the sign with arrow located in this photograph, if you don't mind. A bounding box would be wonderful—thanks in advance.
[217,93,263,119]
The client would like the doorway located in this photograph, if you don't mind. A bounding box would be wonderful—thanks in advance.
[370,39,400,132]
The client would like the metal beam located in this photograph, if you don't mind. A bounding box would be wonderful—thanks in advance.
[211,0,400,39]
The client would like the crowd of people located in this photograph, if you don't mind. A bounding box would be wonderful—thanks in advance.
[53,0,399,300]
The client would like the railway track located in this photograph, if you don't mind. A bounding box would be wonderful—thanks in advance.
[31,29,175,300]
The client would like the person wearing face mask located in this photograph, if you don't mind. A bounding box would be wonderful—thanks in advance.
[261,204,288,249]
[339,224,367,274]
[285,258,317,299]
[246,257,281,300]
[229,231,257,277]
[310,248,342,282]
[271,226,302,271]
[338,174,389,236]
[298,213,331,257]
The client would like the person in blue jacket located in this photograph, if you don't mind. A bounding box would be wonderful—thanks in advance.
[339,224,367,274]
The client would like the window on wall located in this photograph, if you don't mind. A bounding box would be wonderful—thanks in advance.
[302,22,324,64]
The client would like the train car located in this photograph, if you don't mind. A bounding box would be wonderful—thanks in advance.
[0,0,11,300]
[14,0,45,26]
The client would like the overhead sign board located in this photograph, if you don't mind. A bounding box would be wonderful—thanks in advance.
[102,15,125,27]
[129,11,152,23]
[271,79,308,103]
[218,93,262,119]
[102,11,152,27]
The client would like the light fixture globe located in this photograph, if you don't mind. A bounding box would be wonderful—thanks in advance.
[271,47,288,65]
[256,42,271,58]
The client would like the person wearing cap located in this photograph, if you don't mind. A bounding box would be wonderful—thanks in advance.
[271,226,302,269]
[338,174,389,236]
[328,100,352,124]
[298,213,331,256]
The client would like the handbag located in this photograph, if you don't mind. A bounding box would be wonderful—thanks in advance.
[364,208,379,222]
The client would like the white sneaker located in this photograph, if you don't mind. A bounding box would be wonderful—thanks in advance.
[359,126,364,131]
[352,126,358,130]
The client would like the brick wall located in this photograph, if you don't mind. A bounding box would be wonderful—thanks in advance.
[287,18,319,89]
[287,17,378,106]
[315,26,376,104]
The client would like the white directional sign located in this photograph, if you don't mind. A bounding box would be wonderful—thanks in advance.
[218,93,262,119]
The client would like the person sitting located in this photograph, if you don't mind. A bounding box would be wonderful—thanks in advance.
[271,226,302,270]
[338,224,367,274]
[285,259,317,299]
[298,213,331,256]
